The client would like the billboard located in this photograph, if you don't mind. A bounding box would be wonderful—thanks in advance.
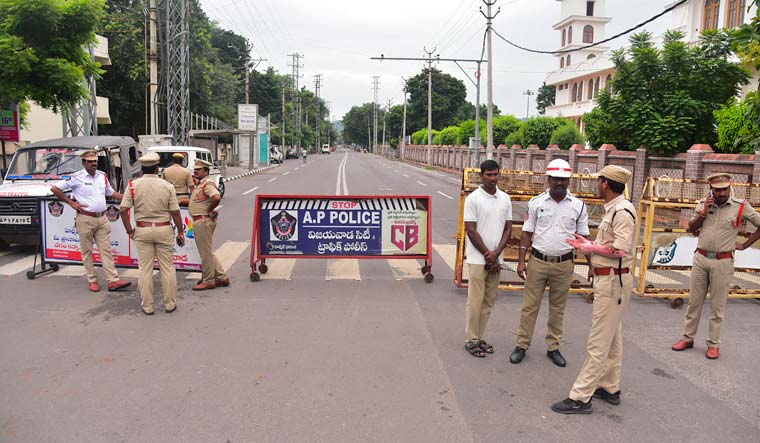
[0,103,20,142]
[237,104,258,131]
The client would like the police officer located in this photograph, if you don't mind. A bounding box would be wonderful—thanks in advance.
[551,165,636,414]
[119,152,185,315]
[162,152,194,200]
[511,159,590,367]
[672,173,760,359]
[50,150,131,293]
[189,159,229,290]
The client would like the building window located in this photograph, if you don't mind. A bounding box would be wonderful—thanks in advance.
[572,83,578,103]
[567,54,571,66]
[726,0,746,28]
[568,26,573,44]
[587,54,596,59]
[594,77,600,97]
[583,25,594,43]
[587,1,595,16]
[588,81,594,100]
[702,0,721,31]
[560,57,565,68]
[559,84,564,91]
[562,29,566,46]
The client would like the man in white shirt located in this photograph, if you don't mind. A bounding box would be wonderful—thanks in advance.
[510,159,590,367]
[51,150,131,293]
[463,159,513,358]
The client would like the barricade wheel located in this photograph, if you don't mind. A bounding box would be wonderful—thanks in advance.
[258,264,268,274]
[421,265,430,274]
[250,272,260,282]
[26,271,36,280]
[585,294,594,303]
[51,264,60,272]
[424,272,434,283]
[670,298,684,309]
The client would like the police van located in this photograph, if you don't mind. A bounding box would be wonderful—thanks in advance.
[145,145,225,197]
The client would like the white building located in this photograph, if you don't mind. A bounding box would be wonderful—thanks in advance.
[544,0,758,132]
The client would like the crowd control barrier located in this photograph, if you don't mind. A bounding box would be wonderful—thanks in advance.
[249,195,434,282]
[454,168,608,299]
[635,177,760,308]
[30,198,202,279]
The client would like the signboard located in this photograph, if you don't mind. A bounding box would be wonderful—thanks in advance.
[41,200,202,271]
[650,233,760,270]
[255,196,431,258]
[237,104,258,131]
[0,103,20,142]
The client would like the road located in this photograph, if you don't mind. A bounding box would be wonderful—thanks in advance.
[1,150,759,442]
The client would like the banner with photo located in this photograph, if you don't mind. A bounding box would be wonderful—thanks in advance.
[41,200,202,271]
[649,232,760,270]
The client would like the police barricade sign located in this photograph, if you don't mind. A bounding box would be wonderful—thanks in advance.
[249,195,433,282]
[635,177,760,308]
[40,199,202,271]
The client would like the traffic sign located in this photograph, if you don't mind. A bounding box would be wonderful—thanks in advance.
[0,104,20,142]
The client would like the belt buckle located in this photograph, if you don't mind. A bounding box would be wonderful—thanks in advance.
[547,256,559,264]
[706,251,717,259]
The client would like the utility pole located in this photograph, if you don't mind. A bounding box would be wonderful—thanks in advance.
[371,76,380,153]
[423,46,436,166]
[327,101,332,147]
[288,53,304,150]
[314,74,323,152]
[245,57,267,104]
[382,98,392,151]
[523,90,534,119]
[481,0,500,159]
[281,76,287,147]
[401,78,408,161]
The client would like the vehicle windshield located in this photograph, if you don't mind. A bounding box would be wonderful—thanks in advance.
[6,147,91,179]
[155,151,188,168]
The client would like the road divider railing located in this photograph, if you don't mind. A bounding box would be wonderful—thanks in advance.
[249,195,434,282]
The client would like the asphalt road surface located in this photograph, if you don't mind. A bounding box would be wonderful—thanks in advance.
[1,150,759,442]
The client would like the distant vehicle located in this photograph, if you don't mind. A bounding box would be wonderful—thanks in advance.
[146,145,225,197]
[270,146,283,164]
[285,147,298,159]
[321,144,331,154]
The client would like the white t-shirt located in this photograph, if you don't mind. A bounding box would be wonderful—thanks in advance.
[523,190,590,256]
[463,186,513,265]
[54,169,115,213]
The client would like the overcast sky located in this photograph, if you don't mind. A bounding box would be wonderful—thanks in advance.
[198,0,672,122]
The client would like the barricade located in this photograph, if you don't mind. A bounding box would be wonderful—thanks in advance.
[249,195,434,282]
[454,168,606,298]
[635,177,760,308]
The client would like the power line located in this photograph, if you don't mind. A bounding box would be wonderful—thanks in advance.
[492,0,688,55]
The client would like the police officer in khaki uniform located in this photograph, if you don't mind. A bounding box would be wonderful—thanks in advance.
[119,153,185,315]
[551,165,636,415]
[189,159,229,290]
[162,152,194,200]
[672,173,760,359]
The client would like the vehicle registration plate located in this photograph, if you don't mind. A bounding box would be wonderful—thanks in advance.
[0,215,32,224]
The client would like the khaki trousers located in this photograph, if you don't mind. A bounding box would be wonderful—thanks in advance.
[194,218,227,283]
[516,257,573,351]
[465,263,500,343]
[569,273,631,403]
[134,226,177,311]
[75,214,119,283]
[682,253,733,346]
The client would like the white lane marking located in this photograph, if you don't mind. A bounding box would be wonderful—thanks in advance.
[433,244,457,272]
[342,155,349,195]
[185,241,249,280]
[261,258,296,280]
[403,174,409,178]
[436,191,454,200]
[267,177,278,183]
[0,255,36,276]
[53,266,85,277]
[335,153,349,196]
[416,181,428,187]
[293,167,300,171]
[447,177,460,183]
[242,186,260,195]
[326,259,361,281]
[121,268,158,278]
[387,259,422,280]
[283,171,290,176]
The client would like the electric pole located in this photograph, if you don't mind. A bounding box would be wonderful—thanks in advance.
[401,78,408,161]
[288,53,304,149]
[423,46,436,166]
[245,57,267,104]
[327,101,332,147]
[382,98,392,150]
[371,76,380,153]
[481,0,499,159]
[281,76,287,147]
[523,90,534,119]
[148,0,158,134]
[314,74,323,151]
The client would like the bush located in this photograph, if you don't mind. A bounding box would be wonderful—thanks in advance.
[550,124,585,150]
[412,129,440,145]
[479,115,522,146]
[522,116,572,148]
[714,96,760,154]
[436,126,460,145]
[505,129,525,147]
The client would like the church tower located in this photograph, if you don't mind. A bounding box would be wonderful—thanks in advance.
[553,0,612,69]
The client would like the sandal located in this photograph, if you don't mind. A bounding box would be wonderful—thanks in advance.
[465,342,486,358]
[479,340,494,354]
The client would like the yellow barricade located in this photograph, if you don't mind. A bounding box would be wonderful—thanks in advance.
[635,177,760,308]
[454,168,607,298]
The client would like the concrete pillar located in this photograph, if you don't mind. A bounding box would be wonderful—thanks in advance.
[598,144,616,171]
[753,150,760,184]
[546,144,560,164]
[509,145,521,171]
[569,144,582,174]
[685,144,713,180]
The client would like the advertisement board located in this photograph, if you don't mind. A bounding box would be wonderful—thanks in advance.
[255,196,430,258]
[0,103,20,142]
[41,200,202,271]
[237,104,258,131]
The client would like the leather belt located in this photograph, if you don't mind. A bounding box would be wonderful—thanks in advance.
[696,248,733,260]
[593,267,630,276]
[531,249,574,263]
[192,215,211,221]
[78,210,104,217]
[176,193,190,197]
[136,221,171,227]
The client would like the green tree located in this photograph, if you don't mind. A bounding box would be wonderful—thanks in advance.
[341,103,374,146]
[550,124,585,149]
[505,129,525,147]
[435,126,460,145]
[535,82,556,115]
[480,114,522,146]
[714,95,760,153]
[583,31,750,154]
[0,0,106,114]
[405,67,467,132]
[457,119,485,145]
[522,116,570,148]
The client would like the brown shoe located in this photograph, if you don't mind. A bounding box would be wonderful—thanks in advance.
[671,340,694,351]
[192,281,216,291]
[214,277,230,287]
[107,279,131,291]
[706,347,720,359]
[88,282,100,292]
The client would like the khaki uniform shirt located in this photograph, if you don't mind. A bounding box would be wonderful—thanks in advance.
[162,164,194,196]
[692,197,760,252]
[590,194,637,269]
[120,174,179,223]
[188,177,221,216]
